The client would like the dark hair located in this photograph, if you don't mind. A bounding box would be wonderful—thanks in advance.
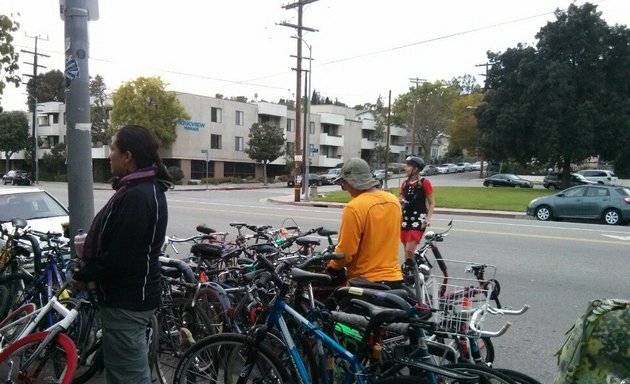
[113,125,172,182]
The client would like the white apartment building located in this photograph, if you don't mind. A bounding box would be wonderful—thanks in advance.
[2,93,411,182]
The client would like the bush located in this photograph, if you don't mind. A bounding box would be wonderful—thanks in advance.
[167,166,184,185]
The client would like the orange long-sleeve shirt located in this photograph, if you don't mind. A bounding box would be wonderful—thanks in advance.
[329,190,403,282]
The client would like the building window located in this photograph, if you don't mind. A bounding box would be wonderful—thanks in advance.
[309,144,315,155]
[286,119,295,132]
[235,136,244,151]
[235,110,244,126]
[211,107,222,123]
[309,121,315,134]
[211,134,222,149]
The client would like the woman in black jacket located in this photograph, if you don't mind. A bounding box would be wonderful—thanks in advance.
[75,124,171,384]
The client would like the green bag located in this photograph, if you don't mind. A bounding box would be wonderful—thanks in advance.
[554,298,630,384]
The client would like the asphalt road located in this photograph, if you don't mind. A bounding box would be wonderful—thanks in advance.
[26,172,630,382]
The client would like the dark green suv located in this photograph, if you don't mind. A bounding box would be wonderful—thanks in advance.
[543,172,596,190]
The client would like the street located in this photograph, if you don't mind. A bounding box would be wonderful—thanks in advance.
[35,174,630,382]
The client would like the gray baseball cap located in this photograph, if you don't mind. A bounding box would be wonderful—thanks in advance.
[333,158,380,190]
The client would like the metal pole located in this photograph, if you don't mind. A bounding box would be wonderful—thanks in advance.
[64,0,96,252]
[33,97,39,184]
[384,90,391,189]
[303,42,312,200]
[205,151,209,190]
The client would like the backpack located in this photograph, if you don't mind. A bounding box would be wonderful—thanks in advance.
[554,298,630,384]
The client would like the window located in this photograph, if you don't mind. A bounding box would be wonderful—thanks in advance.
[309,122,315,134]
[287,119,295,132]
[235,136,244,151]
[586,187,609,197]
[211,107,222,123]
[235,110,244,126]
[211,134,222,149]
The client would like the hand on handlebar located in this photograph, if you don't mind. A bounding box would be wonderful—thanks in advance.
[326,264,347,285]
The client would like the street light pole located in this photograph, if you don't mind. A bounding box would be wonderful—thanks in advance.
[302,40,313,201]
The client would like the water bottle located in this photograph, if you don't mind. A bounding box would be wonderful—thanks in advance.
[74,230,87,259]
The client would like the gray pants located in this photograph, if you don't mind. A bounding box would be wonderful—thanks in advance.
[100,306,156,384]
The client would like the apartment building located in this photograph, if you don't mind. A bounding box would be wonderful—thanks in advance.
[2,93,410,182]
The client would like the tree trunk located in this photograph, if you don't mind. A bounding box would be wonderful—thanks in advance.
[263,162,268,186]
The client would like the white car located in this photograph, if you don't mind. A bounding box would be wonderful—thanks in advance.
[576,170,619,186]
[437,163,457,174]
[0,187,69,235]
[456,162,472,172]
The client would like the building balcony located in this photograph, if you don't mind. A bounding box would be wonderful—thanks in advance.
[389,145,405,154]
[319,133,344,147]
[37,125,64,137]
[316,155,343,167]
[256,102,287,117]
[318,112,344,125]
[361,119,375,130]
[361,138,376,150]
[391,126,408,137]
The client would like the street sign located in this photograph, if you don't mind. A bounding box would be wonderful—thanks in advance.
[311,148,319,153]
[294,155,303,162]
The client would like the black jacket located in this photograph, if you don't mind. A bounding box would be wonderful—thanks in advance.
[76,179,167,311]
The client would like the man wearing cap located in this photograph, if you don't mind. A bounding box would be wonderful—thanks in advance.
[400,156,435,260]
[326,158,404,288]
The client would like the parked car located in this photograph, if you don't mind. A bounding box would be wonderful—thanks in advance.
[420,165,438,176]
[287,173,322,187]
[576,169,619,186]
[437,163,457,174]
[372,169,392,181]
[543,173,597,190]
[527,185,630,225]
[456,162,472,172]
[483,173,533,188]
[2,170,31,186]
[0,187,69,234]
[321,168,341,185]
[471,161,484,171]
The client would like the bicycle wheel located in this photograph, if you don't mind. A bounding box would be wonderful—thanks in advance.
[0,331,78,384]
[173,333,290,383]
[0,285,10,321]
[439,363,517,384]
[66,300,102,384]
[0,273,35,309]
[493,369,542,384]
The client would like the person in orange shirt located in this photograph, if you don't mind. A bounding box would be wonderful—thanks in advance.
[326,158,404,289]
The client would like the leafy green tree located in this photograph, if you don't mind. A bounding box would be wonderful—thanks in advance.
[0,14,20,111]
[89,74,110,145]
[26,70,65,112]
[110,76,190,147]
[41,142,66,177]
[393,81,459,160]
[478,3,630,184]
[450,92,484,157]
[245,123,285,185]
[0,111,29,173]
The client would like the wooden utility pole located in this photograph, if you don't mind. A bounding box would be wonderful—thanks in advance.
[408,77,425,156]
[280,0,318,202]
[22,35,50,184]
[475,62,490,177]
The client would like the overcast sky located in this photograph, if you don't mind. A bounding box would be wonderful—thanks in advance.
[1,0,629,112]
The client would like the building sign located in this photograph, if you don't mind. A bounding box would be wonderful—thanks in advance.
[177,119,206,131]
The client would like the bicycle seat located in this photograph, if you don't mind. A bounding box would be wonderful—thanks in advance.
[348,298,410,327]
[317,228,338,237]
[190,243,223,259]
[159,257,196,284]
[290,268,331,284]
[348,277,391,290]
[330,286,413,312]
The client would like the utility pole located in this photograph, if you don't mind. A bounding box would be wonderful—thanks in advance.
[384,90,391,189]
[21,35,50,185]
[61,0,98,253]
[408,77,425,156]
[475,62,490,178]
[280,0,318,202]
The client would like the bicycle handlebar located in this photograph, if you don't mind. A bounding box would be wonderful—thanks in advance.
[469,307,512,337]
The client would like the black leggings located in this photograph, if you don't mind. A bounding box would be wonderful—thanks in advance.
[377,280,404,290]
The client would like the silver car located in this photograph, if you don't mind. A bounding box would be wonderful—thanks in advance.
[526,185,630,225]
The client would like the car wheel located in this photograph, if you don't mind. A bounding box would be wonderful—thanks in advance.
[535,206,552,221]
[602,208,621,225]
[287,180,294,187]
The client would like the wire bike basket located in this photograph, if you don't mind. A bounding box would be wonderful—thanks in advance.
[426,258,498,338]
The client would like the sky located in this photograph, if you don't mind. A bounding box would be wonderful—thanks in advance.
[1,0,629,112]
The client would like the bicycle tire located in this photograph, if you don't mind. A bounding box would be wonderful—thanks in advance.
[0,285,11,321]
[493,368,542,384]
[66,299,102,384]
[0,273,35,309]
[0,331,78,384]
[441,363,517,384]
[173,333,290,383]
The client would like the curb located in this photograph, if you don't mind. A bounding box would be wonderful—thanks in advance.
[266,196,529,220]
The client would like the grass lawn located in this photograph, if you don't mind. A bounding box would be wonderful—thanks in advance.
[314,186,557,212]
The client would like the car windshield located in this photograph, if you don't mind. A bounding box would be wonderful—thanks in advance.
[0,191,68,222]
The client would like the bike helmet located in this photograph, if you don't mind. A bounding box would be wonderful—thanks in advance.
[405,156,425,170]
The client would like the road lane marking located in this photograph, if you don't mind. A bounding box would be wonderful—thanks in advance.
[602,234,630,241]
[454,228,628,245]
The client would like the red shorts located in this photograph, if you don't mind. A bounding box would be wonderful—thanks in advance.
[401,229,423,244]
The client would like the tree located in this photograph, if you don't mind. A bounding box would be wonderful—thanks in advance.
[393,81,459,160]
[0,111,29,173]
[449,92,484,156]
[109,76,190,147]
[0,14,20,111]
[41,142,66,177]
[478,3,630,185]
[26,70,65,112]
[89,74,110,145]
[245,123,285,185]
